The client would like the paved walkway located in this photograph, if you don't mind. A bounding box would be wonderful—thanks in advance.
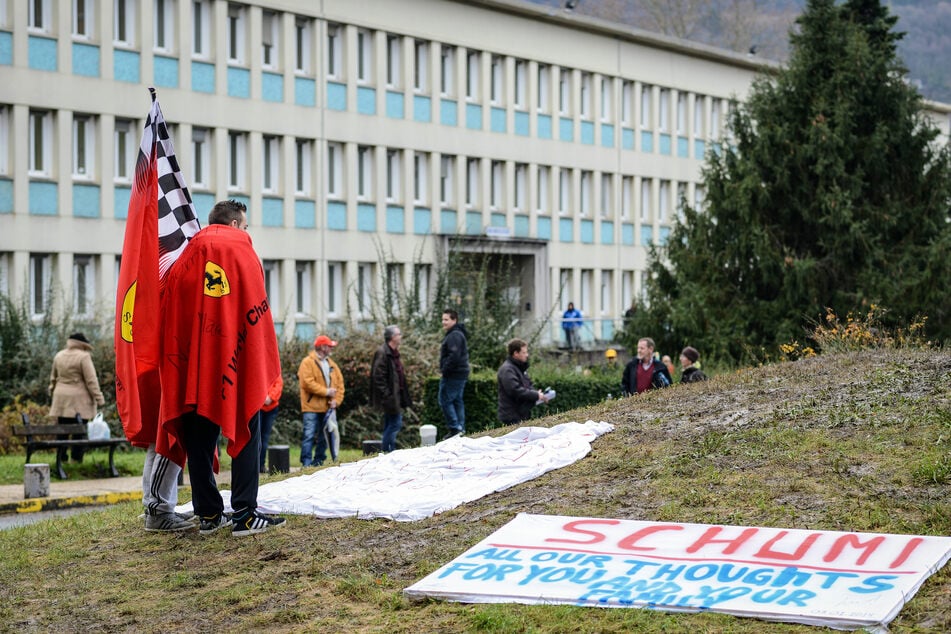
[0,469,233,515]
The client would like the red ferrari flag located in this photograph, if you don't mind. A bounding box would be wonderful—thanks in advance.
[115,88,200,458]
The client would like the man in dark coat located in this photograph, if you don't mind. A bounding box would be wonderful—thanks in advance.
[438,309,470,439]
[621,337,673,396]
[679,346,708,383]
[497,339,550,425]
[370,325,412,452]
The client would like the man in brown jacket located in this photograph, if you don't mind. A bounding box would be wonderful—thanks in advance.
[297,334,345,466]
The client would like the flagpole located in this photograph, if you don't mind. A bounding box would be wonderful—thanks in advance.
[149,86,156,102]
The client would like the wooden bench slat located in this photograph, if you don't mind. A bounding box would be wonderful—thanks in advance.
[14,417,129,479]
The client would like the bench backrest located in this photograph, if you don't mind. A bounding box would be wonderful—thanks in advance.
[13,424,87,439]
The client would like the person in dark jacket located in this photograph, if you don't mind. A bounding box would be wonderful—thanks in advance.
[370,325,412,452]
[438,309,470,439]
[679,346,708,383]
[621,337,673,396]
[497,339,550,425]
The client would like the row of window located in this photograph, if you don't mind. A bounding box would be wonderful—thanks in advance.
[12,1,728,136]
[7,106,704,219]
[1,252,643,323]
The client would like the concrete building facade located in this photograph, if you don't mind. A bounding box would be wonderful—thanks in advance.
[1,0,946,344]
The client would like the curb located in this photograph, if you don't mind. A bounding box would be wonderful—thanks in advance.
[0,491,144,515]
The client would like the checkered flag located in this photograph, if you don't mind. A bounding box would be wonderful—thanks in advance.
[134,89,201,283]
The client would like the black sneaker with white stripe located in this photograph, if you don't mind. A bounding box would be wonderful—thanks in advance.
[231,510,286,537]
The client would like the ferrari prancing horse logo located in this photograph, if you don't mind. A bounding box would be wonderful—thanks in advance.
[120,281,136,343]
[203,261,231,297]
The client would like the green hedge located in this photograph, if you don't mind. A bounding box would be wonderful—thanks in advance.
[421,367,622,437]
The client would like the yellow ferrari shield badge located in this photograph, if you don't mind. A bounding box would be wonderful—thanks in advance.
[203,261,231,297]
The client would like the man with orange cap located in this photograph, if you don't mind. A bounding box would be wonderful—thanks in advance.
[297,334,346,466]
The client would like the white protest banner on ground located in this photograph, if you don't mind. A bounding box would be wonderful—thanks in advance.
[180,421,613,521]
[404,513,951,630]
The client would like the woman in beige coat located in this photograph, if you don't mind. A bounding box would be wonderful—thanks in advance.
[49,332,105,462]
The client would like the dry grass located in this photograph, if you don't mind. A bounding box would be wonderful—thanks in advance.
[0,349,948,633]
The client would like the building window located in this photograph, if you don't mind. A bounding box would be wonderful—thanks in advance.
[294,16,312,74]
[559,269,571,311]
[295,138,312,196]
[490,55,503,105]
[295,261,312,316]
[327,261,343,317]
[537,64,550,113]
[694,95,705,138]
[327,23,342,78]
[385,263,403,313]
[357,145,373,200]
[601,77,613,121]
[262,135,280,194]
[0,253,9,297]
[191,127,210,189]
[414,40,429,92]
[466,50,480,101]
[600,270,612,316]
[30,253,51,318]
[580,171,592,217]
[228,130,247,191]
[600,173,613,219]
[621,176,633,220]
[386,148,401,202]
[536,165,550,214]
[659,89,670,132]
[440,45,456,97]
[659,180,670,221]
[676,182,687,220]
[514,163,527,211]
[29,0,52,33]
[558,168,570,215]
[414,152,429,204]
[262,259,280,307]
[73,114,96,179]
[694,185,705,212]
[559,68,570,115]
[621,81,633,125]
[640,84,652,128]
[29,110,53,177]
[114,0,135,46]
[261,10,279,69]
[580,72,592,119]
[154,0,174,52]
[622,270,633,313]
[440,155,455,206]
[227,3,246,64]
[73,255,95,318]
[192,0,210,58]
[73,0,94,39]
[465,158,479,208]
[580,269,592,315]
[414,264,430,314]
[514,59,527,109]
[357,262,373,317]
[490,160,503,210]
[357,28,372,83]
[711,99,721,137]
[0,105,9,176]
[640,178,651,221]
[386,34,401,88]
[327,142,343,197]
[677,93,687,134]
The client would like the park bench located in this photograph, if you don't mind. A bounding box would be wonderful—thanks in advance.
[13,413,129,479]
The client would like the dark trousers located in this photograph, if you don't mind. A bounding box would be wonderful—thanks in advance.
[181,411,261,518]
[57,416,85,462]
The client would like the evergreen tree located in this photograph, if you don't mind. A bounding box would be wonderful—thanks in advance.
[629,0,951,363]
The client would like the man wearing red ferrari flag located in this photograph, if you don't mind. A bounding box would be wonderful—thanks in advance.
[160,200,285,536]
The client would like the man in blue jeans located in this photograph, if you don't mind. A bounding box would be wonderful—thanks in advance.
[370,325,412,452]
[438,309,470,440]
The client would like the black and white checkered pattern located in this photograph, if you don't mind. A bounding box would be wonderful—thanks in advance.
[137,95,201,282]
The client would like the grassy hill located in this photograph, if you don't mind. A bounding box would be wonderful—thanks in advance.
[0,348,948,632]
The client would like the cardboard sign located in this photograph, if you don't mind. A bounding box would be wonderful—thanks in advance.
[405,514,951,630]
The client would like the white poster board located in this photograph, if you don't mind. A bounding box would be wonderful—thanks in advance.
[405,513,951,630]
